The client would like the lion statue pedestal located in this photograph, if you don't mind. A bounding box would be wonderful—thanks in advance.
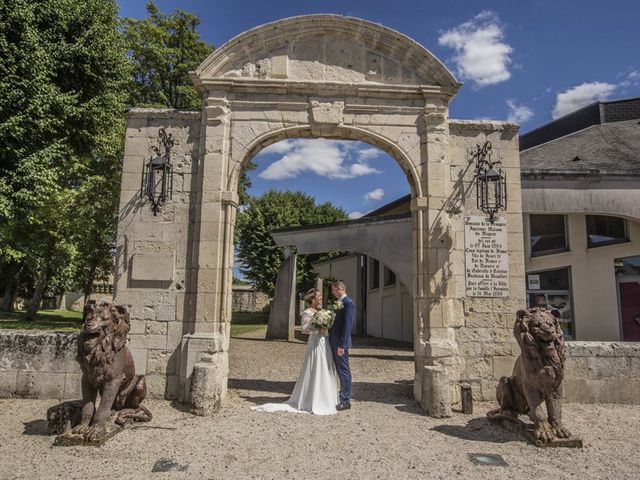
[51,302,152,446]
[487,307,583,448]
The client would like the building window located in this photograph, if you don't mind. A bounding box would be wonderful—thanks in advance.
[369,258,380,290]
[586,215,627,248]
[383,266,396,287]
[530,214,568,256]
[526,267,574,339]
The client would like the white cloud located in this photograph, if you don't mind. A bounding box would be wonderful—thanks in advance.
[552,82,617,119]
[438,11,513,88]
[364,188,385,202]
[260,140,295,154]
[349,163,379,176]
[349,211,364,219]
[619,69,640,88]
[357,148,383,161]
[258,139,382,180]
[506,99,534,124]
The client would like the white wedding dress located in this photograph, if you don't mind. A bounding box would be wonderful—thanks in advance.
[251,308,339,415]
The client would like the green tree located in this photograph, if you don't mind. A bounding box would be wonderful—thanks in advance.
[0,0,130,318]
[123,1,213,109]
[235,190,348,296]
[70,161,120,304]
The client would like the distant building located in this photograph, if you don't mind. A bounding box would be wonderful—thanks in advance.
[521,97,640,341]
[274,97,640,343]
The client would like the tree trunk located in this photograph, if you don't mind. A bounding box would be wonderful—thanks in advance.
[9,289,18,313]
[1,282,14,311]
[25,254,51,321]
[57,290,66,310]
[83,265,96,306]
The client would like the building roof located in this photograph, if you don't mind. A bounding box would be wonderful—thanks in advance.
[520,96,640,150]
[362,194,411,218]
[520,119,640,176]
[271,211,411,235]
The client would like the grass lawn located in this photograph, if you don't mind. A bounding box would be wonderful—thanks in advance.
[0,309,269,336]
[230,312,269,337]
[0,309,83,332]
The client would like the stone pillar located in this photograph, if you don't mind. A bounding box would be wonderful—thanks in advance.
[179,96,233,408]
[266,247,297,341]
[413,102,463,413]
[420,365,452,418]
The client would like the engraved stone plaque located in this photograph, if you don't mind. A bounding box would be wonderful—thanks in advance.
[131,252,175,282]
[464,216,509,297]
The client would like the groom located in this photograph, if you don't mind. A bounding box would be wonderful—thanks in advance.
[329,280,354,411]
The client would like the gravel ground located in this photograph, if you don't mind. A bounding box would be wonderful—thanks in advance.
[1,328,639,480]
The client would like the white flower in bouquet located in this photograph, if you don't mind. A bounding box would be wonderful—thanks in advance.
[312,309,335,330]
[327,298,343,312]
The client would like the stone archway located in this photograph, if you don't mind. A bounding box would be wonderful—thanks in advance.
[115,15,525,416]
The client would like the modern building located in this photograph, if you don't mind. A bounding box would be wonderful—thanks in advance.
[275,97,640,343]
[521,97,640,341]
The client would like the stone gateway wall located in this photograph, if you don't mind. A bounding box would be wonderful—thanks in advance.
[114,109,203,401]
[112,15,528,411]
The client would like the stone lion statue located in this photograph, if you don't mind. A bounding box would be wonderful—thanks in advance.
[69,301,152,442]
[489,307,571,443]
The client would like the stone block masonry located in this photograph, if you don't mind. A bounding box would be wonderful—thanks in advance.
[563,342,640,404]
[231,285,271,313]
[0,331,80,399]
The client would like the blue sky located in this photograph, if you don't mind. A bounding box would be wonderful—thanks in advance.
[119,0,640,217]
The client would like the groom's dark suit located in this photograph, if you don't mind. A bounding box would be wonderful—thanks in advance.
[329,295,355,403]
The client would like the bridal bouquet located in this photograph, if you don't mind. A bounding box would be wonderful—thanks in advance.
[312,309,335,330]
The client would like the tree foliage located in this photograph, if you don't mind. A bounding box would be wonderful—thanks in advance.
[235,190,348,296]
[123,1,213,109]
[0,0,130,316]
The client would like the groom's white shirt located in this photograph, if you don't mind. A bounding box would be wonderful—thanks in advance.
[339,293,347,301]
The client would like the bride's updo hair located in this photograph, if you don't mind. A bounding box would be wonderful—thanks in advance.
[303,288,320,306]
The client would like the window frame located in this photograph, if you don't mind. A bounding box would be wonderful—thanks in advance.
[383,266,396,288]
[586,215,629,249]
[529,214,569,257]
[369,258,380,291]
[526,266,575,340]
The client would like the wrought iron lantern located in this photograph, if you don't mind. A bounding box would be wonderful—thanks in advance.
[471,140,507,223]
[141,128,175,216]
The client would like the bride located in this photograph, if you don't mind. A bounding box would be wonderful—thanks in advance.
[251,288,339,415]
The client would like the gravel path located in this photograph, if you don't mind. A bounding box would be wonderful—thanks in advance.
[1,328,639,480]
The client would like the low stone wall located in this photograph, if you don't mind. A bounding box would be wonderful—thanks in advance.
[232,285,271,313]
[0,331,81,399]
[564,341,640,404]
[1,332,639,404]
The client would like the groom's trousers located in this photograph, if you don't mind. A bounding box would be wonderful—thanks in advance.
[332,345,352,403]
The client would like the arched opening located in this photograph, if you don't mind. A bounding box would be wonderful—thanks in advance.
[227,135,416,408]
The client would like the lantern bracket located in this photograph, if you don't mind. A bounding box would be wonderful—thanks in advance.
[141,128,176,216]
[470,140,507,223]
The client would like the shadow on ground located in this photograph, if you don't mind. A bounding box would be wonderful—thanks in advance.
[431,417,521,444]
[349,353,414,362]
[22,419,49,436]
[231,378,418,408]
